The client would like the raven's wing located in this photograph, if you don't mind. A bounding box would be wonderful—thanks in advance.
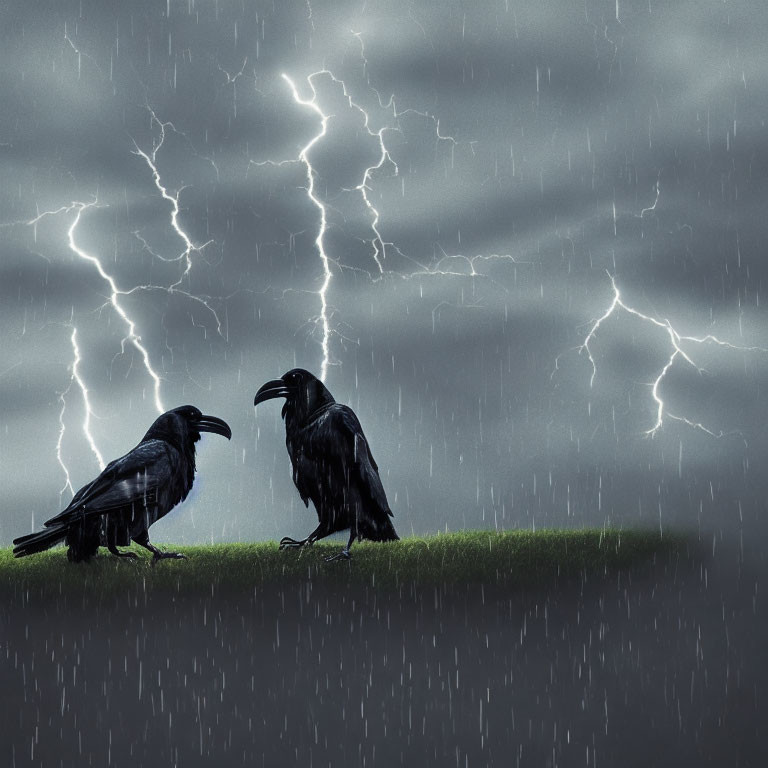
[44,439,177,526]
[290,451,312,508]
[322,404,392,518]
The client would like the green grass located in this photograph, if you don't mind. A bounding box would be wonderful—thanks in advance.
[0,529,691,598]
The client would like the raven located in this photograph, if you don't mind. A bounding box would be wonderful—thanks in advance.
[254,368,398,560]
[13,406,231,562]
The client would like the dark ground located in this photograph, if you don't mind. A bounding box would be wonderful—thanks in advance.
[2,544,765,767]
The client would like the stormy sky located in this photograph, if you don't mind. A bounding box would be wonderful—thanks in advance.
[2,0,768,553]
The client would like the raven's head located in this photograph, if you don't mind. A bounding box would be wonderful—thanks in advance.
[144,406,232,446]
[254,368,334,423]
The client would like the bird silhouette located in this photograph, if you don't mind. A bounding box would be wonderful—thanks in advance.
[13,406,231,562]
[254,368,398,560]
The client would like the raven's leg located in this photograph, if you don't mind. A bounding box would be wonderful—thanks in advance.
[133,531,187,563]
[107,543,138,560]
[279,523,327,550]
[325,531,356,562]
[106,525,138,560]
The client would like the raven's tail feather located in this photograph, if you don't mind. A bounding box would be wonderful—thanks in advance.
[362,508,399,542]
[378,513,399,541]
[13,525,68,558]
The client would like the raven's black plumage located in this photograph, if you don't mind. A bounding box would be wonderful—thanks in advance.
[13,406,231,562]
[254,368,398,560]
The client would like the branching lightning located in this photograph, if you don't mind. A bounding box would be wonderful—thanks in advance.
[271,43,487,378]
[26,197,170,497]
[330,45,395,274]
[25,200,167,415]
[128,109,226,339]
[402,247,528,294]
[346,31,481,273]
[252,34,509,378]
[66,200,165,414]
[131,108,214,288]
[563,271,768,437]
[54,382,76,498]
[277,65,398,276]
[63,23,104,80]
[217,58,250,119]
[69,327,104,466]
[281,73,334,382]
[54,325,106,500]
[18,108,227,490]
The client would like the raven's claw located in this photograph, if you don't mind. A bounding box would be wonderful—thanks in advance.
[151,551,187,566]
[279,537,310,550]
[324,548,351,563]
[109,547,139,560]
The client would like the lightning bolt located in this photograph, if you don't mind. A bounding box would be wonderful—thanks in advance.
[26,200,166,414]
[400,247,529,294]
[327,61,517,296]
[24,199,167,497]
[279,58,477,329]
[281,72,334,382]
[127,109,226,339]
[345,31,479,274]
[55,336,77,498]
[131,108,214,288]
[275,66,396,276]
[56,327,105,494]
[54,382,76,498]
[217,58,250,119]
[328,46,396,274]
[268,41,494,377]
[640,174,661,218]
[63,23,104,80]
[561,272,768,437]
[66,201,165,413]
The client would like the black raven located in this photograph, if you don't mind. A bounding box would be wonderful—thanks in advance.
[13,406,231,562]
[254,368,398,560]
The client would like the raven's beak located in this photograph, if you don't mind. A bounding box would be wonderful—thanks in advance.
[195,414,232,440]
[254,378,290,406]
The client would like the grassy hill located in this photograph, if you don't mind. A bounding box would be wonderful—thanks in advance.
[0,528,691,597]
